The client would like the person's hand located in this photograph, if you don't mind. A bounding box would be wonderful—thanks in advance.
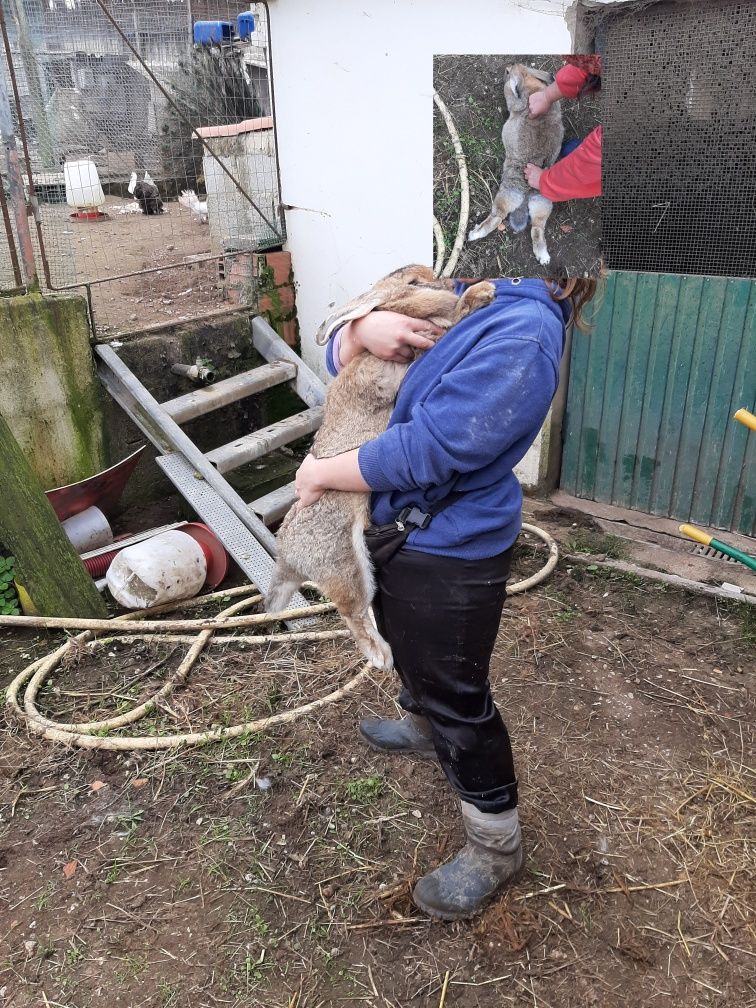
[341,310,443,365]
[294,453,325,508]
[525,163,544,189]
[528,90,553,118]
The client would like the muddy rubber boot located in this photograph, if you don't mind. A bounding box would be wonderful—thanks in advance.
[358,713,437,757]
[412,802,523,920]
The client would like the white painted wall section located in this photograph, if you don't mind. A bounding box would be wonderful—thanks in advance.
[266,0,571,373]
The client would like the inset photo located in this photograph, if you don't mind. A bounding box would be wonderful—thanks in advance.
[434,55,602,278]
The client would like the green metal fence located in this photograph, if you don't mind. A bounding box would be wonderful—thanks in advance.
[561,272,756,536]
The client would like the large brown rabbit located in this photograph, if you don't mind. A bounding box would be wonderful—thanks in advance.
[468,63,564,265]
[265,265,495,670]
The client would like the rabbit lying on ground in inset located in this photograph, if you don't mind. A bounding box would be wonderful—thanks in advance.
[468,63,564,265]
[265,265,495,670]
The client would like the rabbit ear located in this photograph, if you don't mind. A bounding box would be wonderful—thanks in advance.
[314,293,386,346]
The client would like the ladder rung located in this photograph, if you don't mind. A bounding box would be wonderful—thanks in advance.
[207,407,324,474]
[162,361,297,424]
[249,481,297,525]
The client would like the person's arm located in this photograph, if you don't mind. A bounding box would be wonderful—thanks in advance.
[534,125,602,201]
[325,311,442,376]
[529,62,600,118]
[295,448,368,507]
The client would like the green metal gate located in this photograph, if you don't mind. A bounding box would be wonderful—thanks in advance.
[561,272,756,536]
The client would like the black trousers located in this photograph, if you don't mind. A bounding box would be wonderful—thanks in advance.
[371,545,518,814]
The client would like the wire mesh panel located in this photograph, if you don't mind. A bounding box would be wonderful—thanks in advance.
[598,0,756,277]
[0,0,282,329]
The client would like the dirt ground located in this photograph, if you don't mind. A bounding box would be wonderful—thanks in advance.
[0,516,754,1008]
[434,55,602,279]
[33,197,226,335]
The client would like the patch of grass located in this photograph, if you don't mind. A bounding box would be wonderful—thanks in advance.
[343,776,384,803]
[35,881,56,910]
[117,952,149,981]
[739,604,756,647]
[566,530,628,560]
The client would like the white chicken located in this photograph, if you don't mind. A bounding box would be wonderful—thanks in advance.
[178,189,209,224]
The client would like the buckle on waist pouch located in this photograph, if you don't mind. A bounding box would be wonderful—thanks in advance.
[395,506,432,533]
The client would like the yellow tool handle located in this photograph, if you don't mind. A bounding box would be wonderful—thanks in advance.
[679,523,712,547]
[734,407,756,431]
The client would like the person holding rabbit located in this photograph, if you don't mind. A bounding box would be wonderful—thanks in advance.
[525,55,602,200]
[293,275,597,920]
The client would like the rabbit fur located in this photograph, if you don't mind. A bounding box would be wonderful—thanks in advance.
[266,265,495,670]
[468,63,564,265]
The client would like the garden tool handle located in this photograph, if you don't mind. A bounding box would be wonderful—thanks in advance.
[733,408,756,432]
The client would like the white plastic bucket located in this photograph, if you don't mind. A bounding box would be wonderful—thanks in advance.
[106,530,207,609]
[64,159,105,210]
[62,505,113,553]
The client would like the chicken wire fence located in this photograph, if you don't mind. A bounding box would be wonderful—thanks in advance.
[0,0,283,331]
[596,0,756,278]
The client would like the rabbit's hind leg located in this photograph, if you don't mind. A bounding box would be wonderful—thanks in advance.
[528,193,553,266]
[468,188,525,241]
[320,523,393,671]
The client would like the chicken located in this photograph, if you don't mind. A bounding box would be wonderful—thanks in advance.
[128,171,164,215]
[178,189,208,224]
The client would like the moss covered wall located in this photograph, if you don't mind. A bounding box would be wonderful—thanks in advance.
[0,292,107,489]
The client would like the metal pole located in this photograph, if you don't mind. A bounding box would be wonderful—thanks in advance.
[0,71,36,287]
[0,154,22,287]
[0,1,51,288]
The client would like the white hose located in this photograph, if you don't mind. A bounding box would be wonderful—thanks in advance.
[433,89,470,278]
[6,527,558,751]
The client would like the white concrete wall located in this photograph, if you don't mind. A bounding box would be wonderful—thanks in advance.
[266,0,573,488]
[266,0,571,374]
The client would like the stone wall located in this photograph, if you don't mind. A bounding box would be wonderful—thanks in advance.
[0,291,107,490]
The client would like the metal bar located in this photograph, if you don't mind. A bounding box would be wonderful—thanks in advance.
[95,342,278,555]
[260,1,287,237]
[41,245,280,292]
[251,315,326,408]
[98,302,258,343]
[249,481,297,525]
[0,0,52,288]
[90,0,283,241]
[0,160,22,287]
[207,406,323,473]
[0,70,35,286]
[163,361,296,424]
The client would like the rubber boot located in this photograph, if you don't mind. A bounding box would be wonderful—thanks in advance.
[358,713,437,757]
[412,802,523,920]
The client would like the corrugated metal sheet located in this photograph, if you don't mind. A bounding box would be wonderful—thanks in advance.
[561,272,756,536]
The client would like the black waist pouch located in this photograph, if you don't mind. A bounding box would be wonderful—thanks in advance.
[364,521,412,570]
[364,499,459,571]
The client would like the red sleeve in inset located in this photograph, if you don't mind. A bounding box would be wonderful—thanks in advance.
[555,64,590,99]
[538,126,602,201]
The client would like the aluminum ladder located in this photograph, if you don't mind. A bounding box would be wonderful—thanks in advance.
[95,316,325,611]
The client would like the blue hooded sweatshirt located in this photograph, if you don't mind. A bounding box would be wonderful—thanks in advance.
[326,277,569,560]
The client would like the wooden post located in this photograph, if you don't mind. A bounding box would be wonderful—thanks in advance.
[0,412,108,618]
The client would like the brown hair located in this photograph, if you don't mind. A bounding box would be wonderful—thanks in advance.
[547,276,601,331]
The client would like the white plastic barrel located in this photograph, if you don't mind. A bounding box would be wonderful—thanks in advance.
[62,505,113,553]
[106,530,207,609]
[64,159,105,210]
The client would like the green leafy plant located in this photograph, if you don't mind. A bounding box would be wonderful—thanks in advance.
[344,776,384,803]
[0,555,21,615]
